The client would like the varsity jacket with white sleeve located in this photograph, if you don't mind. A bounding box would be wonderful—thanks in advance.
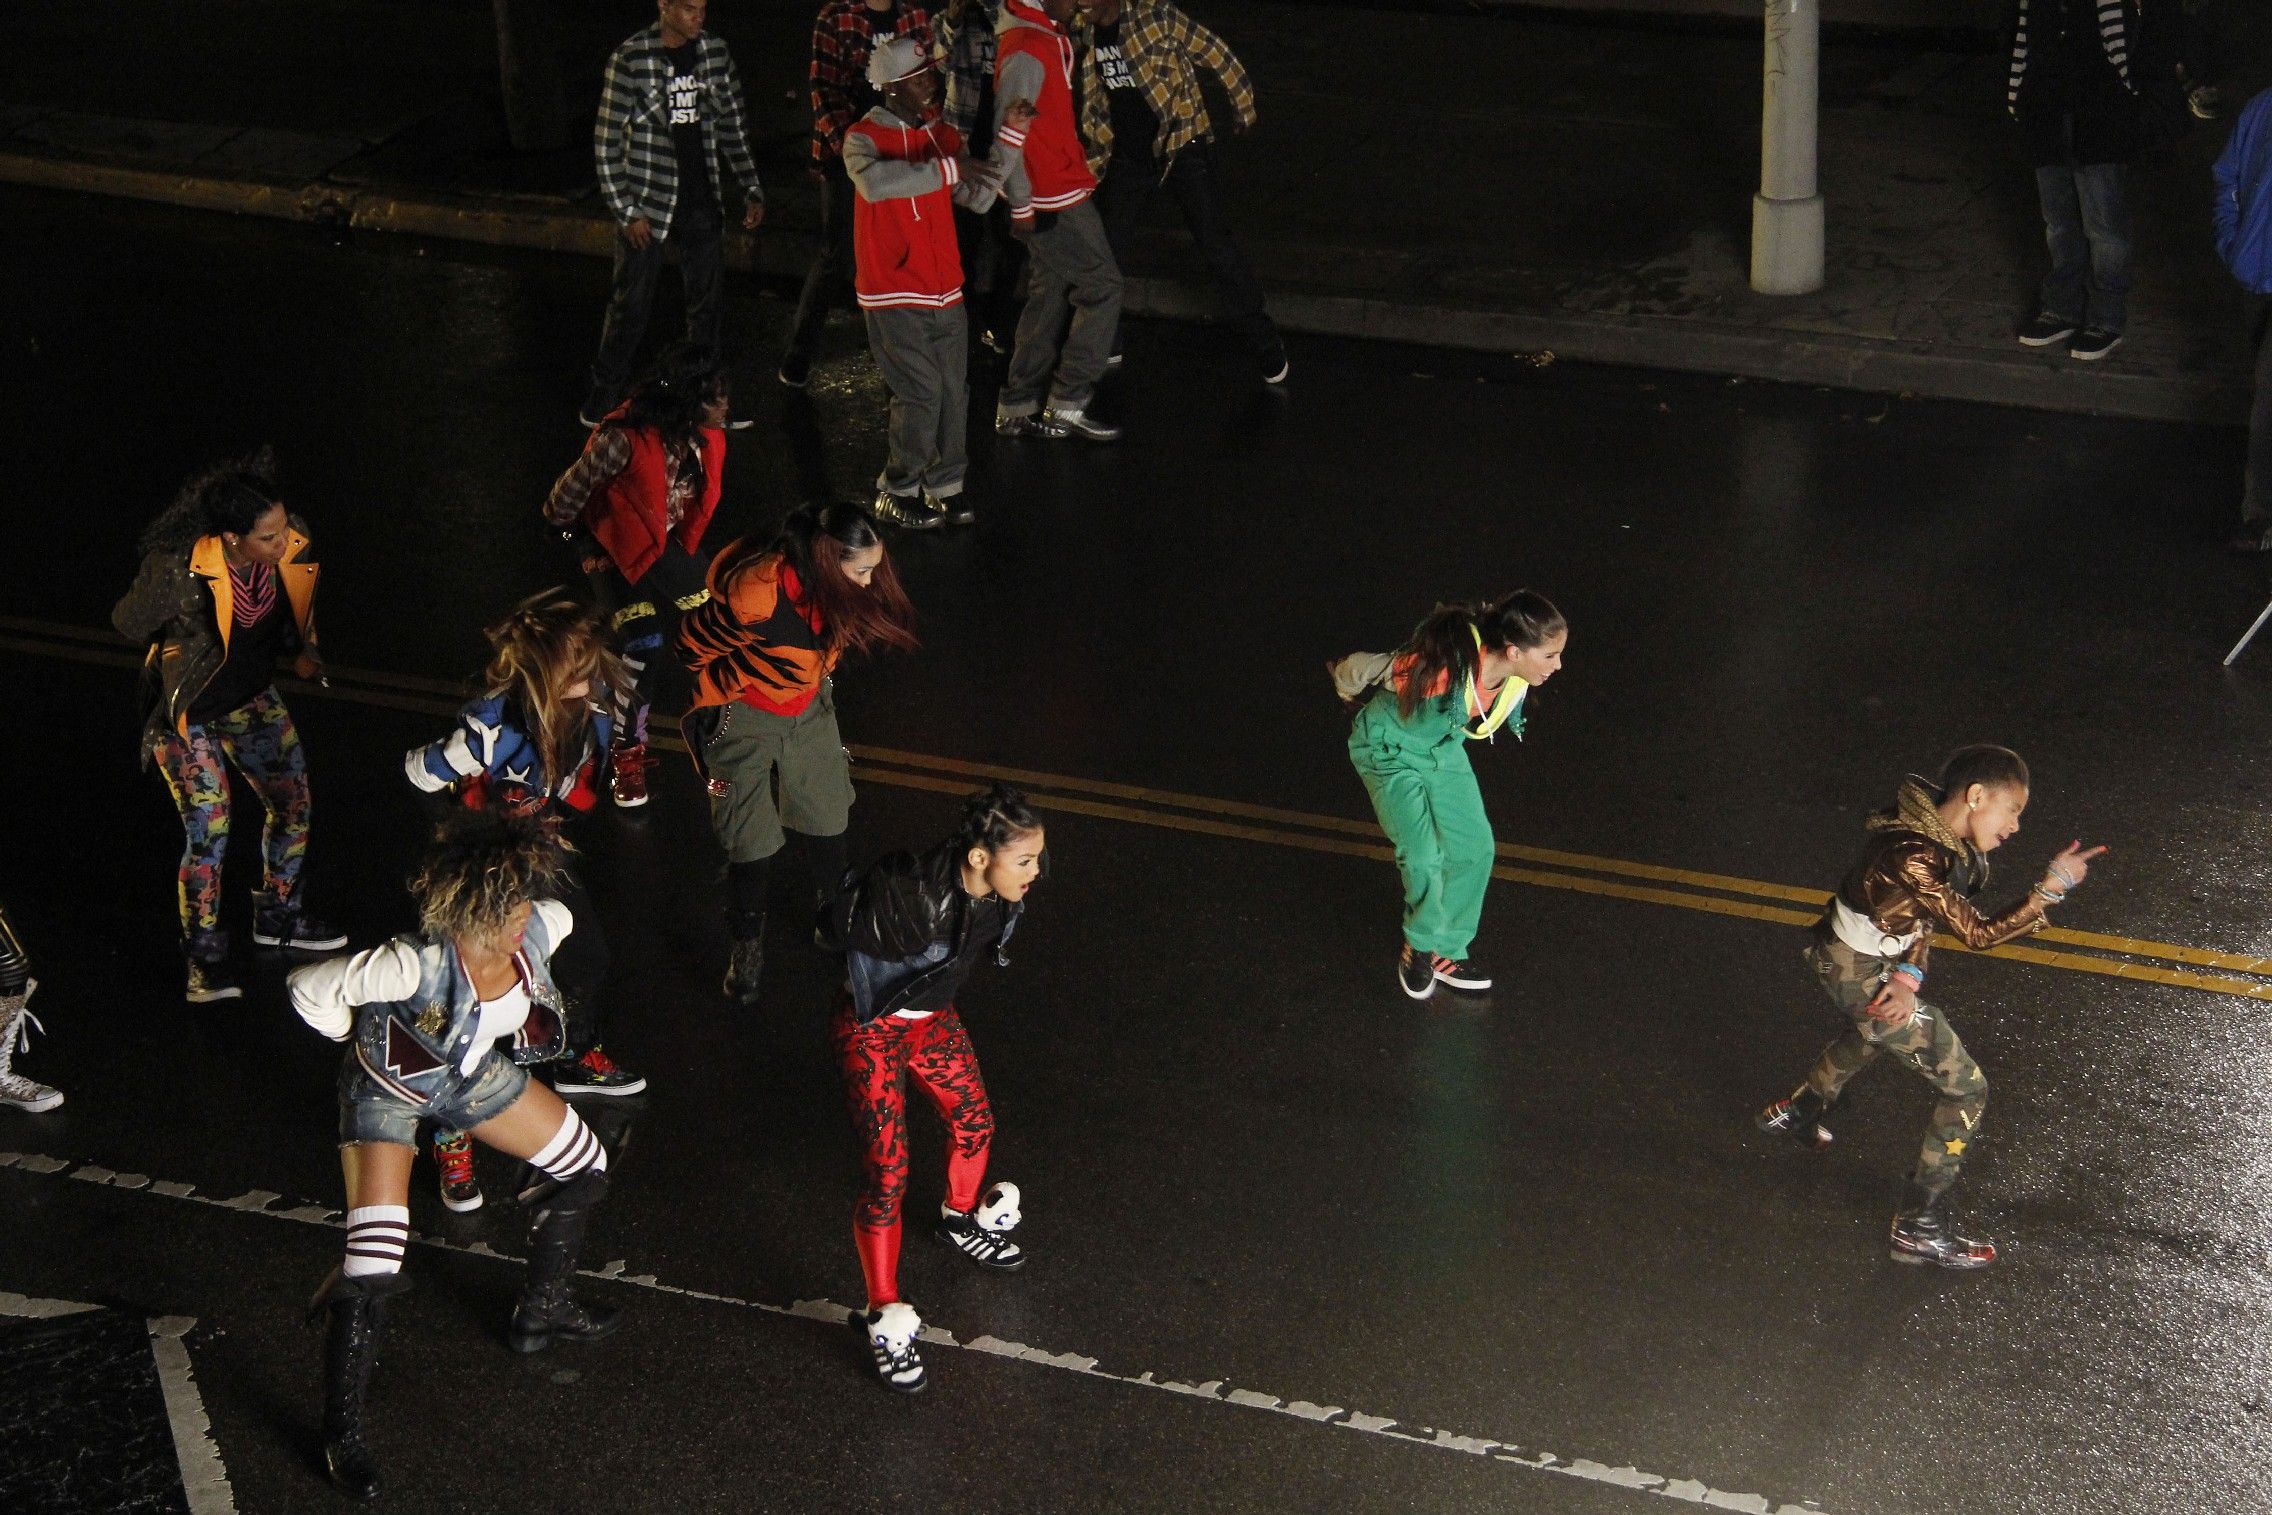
[990,0,1095,222]
[844,106,972,308]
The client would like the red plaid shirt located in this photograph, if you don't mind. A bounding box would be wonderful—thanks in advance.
[810,0,936,162]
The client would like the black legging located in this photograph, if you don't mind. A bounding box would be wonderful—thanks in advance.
[546,863,612,1055]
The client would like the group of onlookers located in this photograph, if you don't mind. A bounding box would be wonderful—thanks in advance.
[583,0,1284,531]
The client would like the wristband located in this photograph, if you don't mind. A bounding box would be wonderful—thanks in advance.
[1891,964,1925,990]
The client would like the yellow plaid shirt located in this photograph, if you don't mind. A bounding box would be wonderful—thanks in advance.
[1073,0,1257,176]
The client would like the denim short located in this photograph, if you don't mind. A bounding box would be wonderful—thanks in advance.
[337,1050,529,1146]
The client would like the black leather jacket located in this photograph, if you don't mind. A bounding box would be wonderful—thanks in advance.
[829,841,1023,1024]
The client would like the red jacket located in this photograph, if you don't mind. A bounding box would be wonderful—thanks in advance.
[996,0,1095,216]
[844,111,966,309]
[584,423,724,584]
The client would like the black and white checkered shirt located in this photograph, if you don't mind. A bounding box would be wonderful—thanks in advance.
[595,25,766,236]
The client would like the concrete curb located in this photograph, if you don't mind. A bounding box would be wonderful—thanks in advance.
[3,147,2242,426]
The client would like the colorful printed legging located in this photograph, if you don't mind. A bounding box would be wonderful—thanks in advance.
[830,1000,995,1307]
[154,686,310,948]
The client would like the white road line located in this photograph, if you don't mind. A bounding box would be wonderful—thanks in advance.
[0,1291,239,1513]
[4,1149,1825,1514]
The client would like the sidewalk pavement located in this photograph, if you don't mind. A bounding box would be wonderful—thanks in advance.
[5,0,2267,424]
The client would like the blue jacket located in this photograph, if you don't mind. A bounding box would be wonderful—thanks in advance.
[405,692,614,814]
[289,901,574,1107]
[2215,89,2272,295]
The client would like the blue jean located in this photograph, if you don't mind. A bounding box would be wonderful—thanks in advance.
[338,1049,528,1147]
[2034,162,2131,334]
[584,211,724,415]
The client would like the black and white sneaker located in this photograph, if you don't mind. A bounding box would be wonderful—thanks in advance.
[995,408,1057,438]
[2016,313,2078,348]
[1430,955,1491,992]
[1397,947,1434,1001]
[2068,328,2124,362]
[864,1302,927,1393]
[935,1182,1024,1270]
[1039,404,1121,443]
[1754,1092,1833,1151]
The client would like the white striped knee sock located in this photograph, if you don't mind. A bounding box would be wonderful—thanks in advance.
[343,1205,410,1278]
[528,1107,608,1184]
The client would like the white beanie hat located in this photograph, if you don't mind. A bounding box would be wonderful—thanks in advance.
[866,36,929,89]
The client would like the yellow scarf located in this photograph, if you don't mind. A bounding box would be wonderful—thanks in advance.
[1463,624,1528,741]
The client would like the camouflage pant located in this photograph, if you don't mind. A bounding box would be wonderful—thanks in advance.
[1799,935,1989,1198]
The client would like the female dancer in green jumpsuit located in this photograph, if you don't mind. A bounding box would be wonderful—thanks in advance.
[1333,592,1567,1000]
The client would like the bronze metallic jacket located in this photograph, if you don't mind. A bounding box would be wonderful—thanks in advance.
[1832,778,2045,970]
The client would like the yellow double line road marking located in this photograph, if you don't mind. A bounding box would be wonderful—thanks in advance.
[9,614,2270,1003]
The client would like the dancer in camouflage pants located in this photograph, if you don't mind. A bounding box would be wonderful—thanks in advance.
[1800,936,1987,1198]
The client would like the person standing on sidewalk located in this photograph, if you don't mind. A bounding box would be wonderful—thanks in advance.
[546,342,727,801]
[1074,0,1285,383]
[2215,86,2272,553]
[848,38,1028,530]
[2008,0,2147,362]
[112,450,345,1004]
[1754,748,2104,1269]
[0,905,63,1113]
[781,0,937,389]
[584,0,766,426]
[989,0,1126,440]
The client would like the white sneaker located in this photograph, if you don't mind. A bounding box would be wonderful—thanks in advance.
[865,1302,927,1393]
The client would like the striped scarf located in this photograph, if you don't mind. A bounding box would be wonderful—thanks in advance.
[2008,0,2131,117]
[228,560,278,628]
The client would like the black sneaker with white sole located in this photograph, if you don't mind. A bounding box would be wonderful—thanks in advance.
[252,905,347,952]
[2068,328,2124,362]
[186,959,242,1003]
[1398,947,1435,1000]
[2016,313,2079,347]
[1430,955,1491,992]
[777,352,812,389]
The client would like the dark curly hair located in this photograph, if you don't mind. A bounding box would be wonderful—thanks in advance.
[138,447,286,556]
[954,783,1043,854]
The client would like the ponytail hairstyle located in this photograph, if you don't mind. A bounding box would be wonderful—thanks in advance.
[1934,744,2030,803]
[954,782,1043,858]
[1394,589,1566,719]
[139,446,286,557]
[479,590,630,794]
[620,341,727,461]
[720,502,918,659]
[410,807,571,943]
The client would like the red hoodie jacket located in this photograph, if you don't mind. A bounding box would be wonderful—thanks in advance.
[993,0,1094,218]
[844,108,967,309]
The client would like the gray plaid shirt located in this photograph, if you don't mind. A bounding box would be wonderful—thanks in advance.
[594,25,765,237]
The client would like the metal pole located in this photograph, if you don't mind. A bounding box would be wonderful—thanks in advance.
[1750,0,1824,295]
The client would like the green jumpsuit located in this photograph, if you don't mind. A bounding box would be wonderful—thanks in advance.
[1347,680,1518,961]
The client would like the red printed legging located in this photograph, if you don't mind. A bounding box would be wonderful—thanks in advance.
[830,1000,994,1308]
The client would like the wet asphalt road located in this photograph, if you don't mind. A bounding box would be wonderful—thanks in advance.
[6,183,2272,1513]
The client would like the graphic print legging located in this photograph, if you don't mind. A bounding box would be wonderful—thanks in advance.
[831,1002,995,1307]
[155,685,310,949]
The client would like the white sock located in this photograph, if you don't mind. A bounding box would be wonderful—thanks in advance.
[342,1205,410,1278]
[528,1107,608,1183]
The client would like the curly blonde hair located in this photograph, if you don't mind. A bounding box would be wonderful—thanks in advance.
[409,809,571,943]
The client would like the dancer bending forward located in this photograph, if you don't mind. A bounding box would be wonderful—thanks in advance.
[825,785,1043,1392]
[289,811,623,1500]
[1756,745,2103,1268]
[1332,591,1567,1000]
